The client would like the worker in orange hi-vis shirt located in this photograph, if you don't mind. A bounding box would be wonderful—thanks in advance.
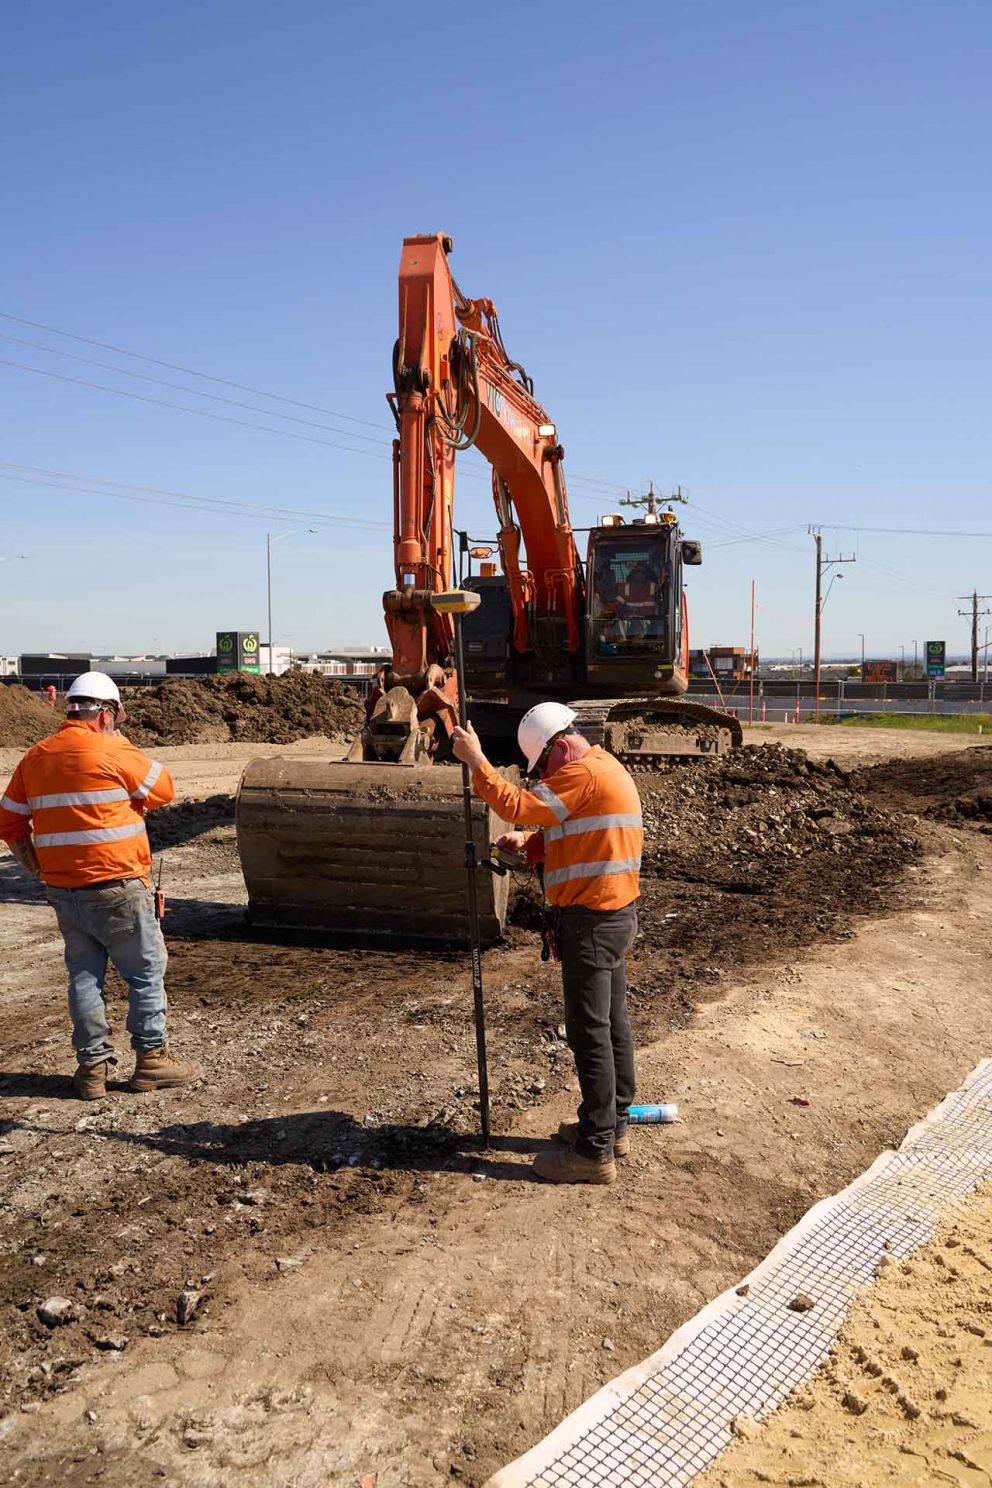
[453,701,642,1188]
[0,672,199,1101]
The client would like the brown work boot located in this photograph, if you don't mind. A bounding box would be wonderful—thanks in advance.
[532,1146,617,1185]
[128,1046,199,1092]
[71,1056,116,1101]
[557,1120,630,1158]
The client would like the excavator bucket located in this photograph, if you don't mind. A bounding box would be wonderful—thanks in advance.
[236,758,511,946]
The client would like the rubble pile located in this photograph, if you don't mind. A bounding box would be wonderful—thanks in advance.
[121,671,365,747]
[510,744,922,985]
[629,743,921,971]
[636,743,911,882]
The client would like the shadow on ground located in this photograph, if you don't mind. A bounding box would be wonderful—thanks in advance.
[0,859,48,906]
[4,1101,545,1182]
[145,795,236,851]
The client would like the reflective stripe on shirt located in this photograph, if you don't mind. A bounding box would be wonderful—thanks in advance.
[531,781,569,821]
[28,788,131,810]
[544,856,642,888]
[1,794,32,815]
[34,821,148,849]
[132,761,163,800]
[545,811,643,844]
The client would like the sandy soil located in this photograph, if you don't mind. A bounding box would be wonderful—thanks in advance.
[743,722,991,766]
[0,735,990,1486]
[698,1180,992,1487]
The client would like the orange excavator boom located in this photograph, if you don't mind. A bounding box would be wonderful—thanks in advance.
[368,232,582,763]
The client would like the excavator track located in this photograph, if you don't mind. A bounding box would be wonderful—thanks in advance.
[236,758,512,947]
[571,697,743,765]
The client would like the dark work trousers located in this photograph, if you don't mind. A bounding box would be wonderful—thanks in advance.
[558,902,638,1159]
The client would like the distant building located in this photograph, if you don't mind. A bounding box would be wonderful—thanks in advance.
[94,656,168,679]
[299,647,389,679]
[689,647,753,682]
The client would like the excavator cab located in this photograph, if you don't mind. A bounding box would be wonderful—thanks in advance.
[585,512,699,697]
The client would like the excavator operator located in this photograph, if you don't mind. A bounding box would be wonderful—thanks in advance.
[618,559,662,637]
[452,702,643,1187]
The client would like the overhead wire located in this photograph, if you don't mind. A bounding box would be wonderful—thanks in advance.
[0,307,630,496]
[0,331,391,446]
[0,309,393,431]
[0,461,388,529]
[0,357,404,463]
[8,310,980,583]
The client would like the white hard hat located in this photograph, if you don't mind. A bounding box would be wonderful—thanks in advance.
[65,671,122,711]
[518,701,578,772]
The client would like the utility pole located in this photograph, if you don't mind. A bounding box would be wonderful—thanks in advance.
[810,528,856,721]
[957,591,992,684]
[749,579,756,725]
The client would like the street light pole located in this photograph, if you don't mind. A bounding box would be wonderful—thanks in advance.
[266,528,318,675]
[266,534,274,676]
[858,633,865,676]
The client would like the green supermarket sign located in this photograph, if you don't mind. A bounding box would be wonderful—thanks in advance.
[217,631,261,673]
[925,640,945,679]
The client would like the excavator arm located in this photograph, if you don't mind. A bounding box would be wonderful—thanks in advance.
[366,233,582,763]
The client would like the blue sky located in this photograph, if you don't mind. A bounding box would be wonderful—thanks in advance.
[1,0,990,661]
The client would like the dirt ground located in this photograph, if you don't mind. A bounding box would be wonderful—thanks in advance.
[697,1179,992,1487]
[0,730,990,1486]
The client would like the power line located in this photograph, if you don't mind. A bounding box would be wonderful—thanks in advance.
[0,473,387,530]
[0,311,647,499]
[820,523,992,539]
[0,357,401,463]
[0,309,393,431]
[0,461,388,529]
[0,331,391,446]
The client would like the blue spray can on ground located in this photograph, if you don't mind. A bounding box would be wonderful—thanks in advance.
[628,1103,679,1124]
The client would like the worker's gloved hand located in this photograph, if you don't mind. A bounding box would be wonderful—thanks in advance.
[451,723,486,771]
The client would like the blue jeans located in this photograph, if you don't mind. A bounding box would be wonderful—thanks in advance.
[47,880,168,1063]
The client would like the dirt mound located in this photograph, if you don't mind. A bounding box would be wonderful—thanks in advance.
[633,744,920,980]
[510,743,921,997]
[0,685,60,748]
[120,672,365,747]
[856,744,992,833]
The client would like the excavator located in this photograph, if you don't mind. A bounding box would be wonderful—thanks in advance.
[236,233,741,944]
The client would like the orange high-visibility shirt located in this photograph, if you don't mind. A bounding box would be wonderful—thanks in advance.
[619,575,658,617]
[472,747,642,910]
[0,720,173,888]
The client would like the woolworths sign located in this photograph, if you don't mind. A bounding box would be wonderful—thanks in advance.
[216,631,261,674]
